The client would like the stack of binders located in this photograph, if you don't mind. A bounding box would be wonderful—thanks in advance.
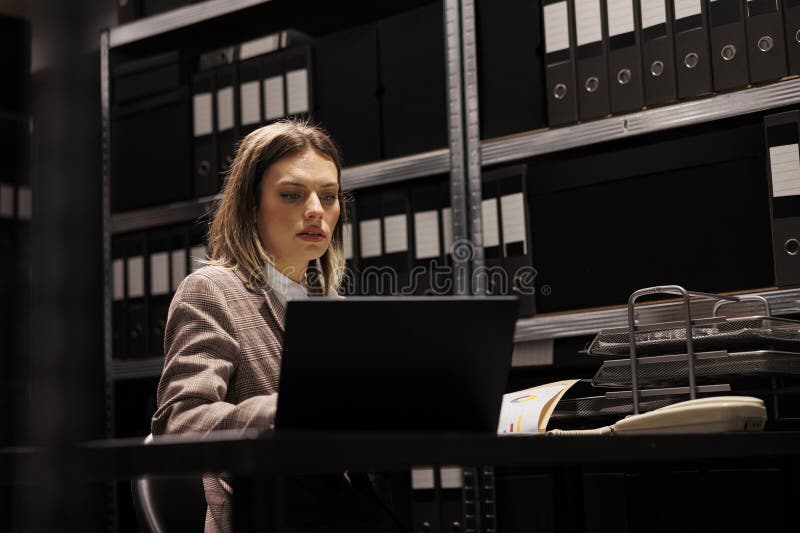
[314,24,383,166]
[476,0,548,137]
[378,2,448,158]
[481,165,536,317]
[192,30,313,198]
[111,51,193,212]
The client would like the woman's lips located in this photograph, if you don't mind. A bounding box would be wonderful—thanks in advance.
[297,230,326,242]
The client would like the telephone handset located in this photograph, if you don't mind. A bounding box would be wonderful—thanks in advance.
[548,396,767,436]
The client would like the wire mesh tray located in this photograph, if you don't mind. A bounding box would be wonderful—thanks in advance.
[587,316,800,357]
[592,350,800,389]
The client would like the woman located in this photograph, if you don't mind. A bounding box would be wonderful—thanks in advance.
[152,120,400,532]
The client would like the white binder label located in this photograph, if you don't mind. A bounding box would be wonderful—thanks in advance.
[190,245,207,272]
[769,144,800,198]
[17,186,31,220]
[442,207,453,255]
[575,0,603,46]
[359,219,382,258]
[240,80,261,126]
[216,86,234,132]
[482,198,500,248]
[171,249,187,291]
[127,256,145,299]
[112,259,124,302]
[0,184,13,218]
[414,210,441,260]
[607,0,635,37]
[342,222,353,260]
[239,34,280,60]
[192,92,213,137]
[500,192,527,253]
[674,0,701,20]
[440,467,464,489]
[543,2,570,54]
[640,0,667,29]
[264,75,285,120]
[150,251,170,296]
[383,213,408,254]
[411,468,435,490]
[286,69,310,115]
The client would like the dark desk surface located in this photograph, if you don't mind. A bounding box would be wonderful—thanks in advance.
[3,430,798,483]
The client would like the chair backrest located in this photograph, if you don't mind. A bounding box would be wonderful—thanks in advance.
[130,434,207,533]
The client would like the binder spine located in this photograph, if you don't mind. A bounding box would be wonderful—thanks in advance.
[673,0,714,98]
[543,0,580,126]
[745,0,789,82]
[708,0,750,91]
[574,0,612,120]
[783,0,800,74]
[607,0,646,112]
[639,0,679,105]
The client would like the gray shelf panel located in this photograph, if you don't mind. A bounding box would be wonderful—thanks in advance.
[112,357,164,381]
[514,287,800,343]
[111,149,450,234]
[109,0,271,48]
[111,194,218,234]
[483,77,800,166]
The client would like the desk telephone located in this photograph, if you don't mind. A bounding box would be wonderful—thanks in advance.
[547,396,767,436]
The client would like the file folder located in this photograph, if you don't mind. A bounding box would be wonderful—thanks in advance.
[764,111,800,286]
[262,52,286,123]
[783,0,800,73]
[639,0,679,106]
[112,237,128,359]
[314,24,382,165]
[170,224,188,294]
[543,0,580,125]
[192,71,218,197]
[439,179,455,296]
[606,0,646,113]
[708,0,750,91]
[481,178,504,296]
[745,0,789,82]
[237,55,263,138]
[673,0,713,97]
[124,233,148,359]
[189,223,209,273]
[476,0,548,138]
[378,3,448,157]
[283,45,312,119]
[215,63,237,177]
[574,0,611,120]
[410,181,445,295]
[147,228,172,357]
[381,188,412,295]
[355,190,384,295]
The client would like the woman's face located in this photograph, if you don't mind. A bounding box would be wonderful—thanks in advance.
[256,149,340,275]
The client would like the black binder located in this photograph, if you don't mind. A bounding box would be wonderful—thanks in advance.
[639,0,679,106]
[764,111,800,287]
[188,223,208,273]
[111,237,128,359]
[147,228,172,357]
[237,55,263,138]
[262,52,286,123]
[481,177,504,296]
[192,71,218,197]
[378,2,448,157]
[673,0,713,98]
[783,0,800,74]
[355,190,384,295]
[214,63,238,177]
[543,0,580,125]
[745,0,789,83]
[381,188,412,295]
[340,197,360,297]
[439,179,455,295]
[169,224,188,294]
[124,233,148,359]
[475,0,548,138]
[314,24,382,165]
[708,0,750,91]
[410,181,446,295]
[574,0,611,120]
[606,0,646,113]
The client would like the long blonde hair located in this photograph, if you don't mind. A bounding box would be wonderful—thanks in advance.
[207,119,347,294]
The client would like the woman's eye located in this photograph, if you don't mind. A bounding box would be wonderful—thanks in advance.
[280,193,302,201]
[321,194,338,202]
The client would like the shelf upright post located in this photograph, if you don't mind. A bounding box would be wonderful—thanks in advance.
[100,28,119,533]
[444,0,485,297]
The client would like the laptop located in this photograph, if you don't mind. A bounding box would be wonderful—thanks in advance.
[274,296,518,432]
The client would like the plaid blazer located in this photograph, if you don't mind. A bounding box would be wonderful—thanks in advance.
[152,264,290,532]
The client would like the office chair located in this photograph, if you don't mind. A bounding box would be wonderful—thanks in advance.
[130,434,207,533]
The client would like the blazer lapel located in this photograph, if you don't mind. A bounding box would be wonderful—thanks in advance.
[233,267,286,333]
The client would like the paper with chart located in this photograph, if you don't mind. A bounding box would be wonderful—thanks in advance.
[497,380,579,434]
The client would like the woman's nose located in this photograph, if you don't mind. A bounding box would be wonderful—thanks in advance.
[305,193,324,219]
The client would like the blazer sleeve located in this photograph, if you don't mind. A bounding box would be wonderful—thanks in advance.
[151,271,277,436]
